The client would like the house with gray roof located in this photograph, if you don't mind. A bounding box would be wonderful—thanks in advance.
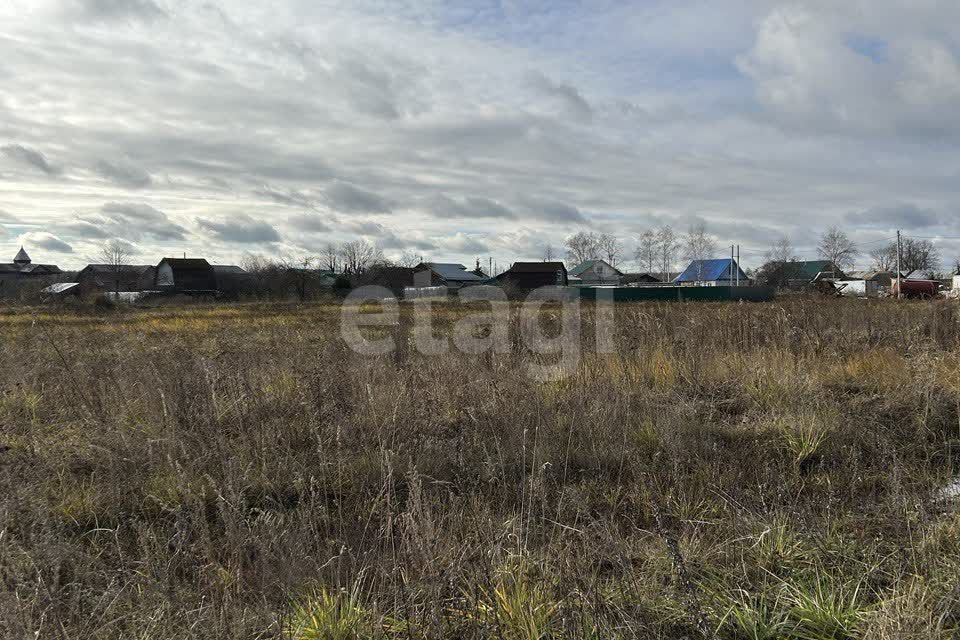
[568,259,623,286]
[0,246,63,297]
[77,264,156,294]
[413,262,488,290]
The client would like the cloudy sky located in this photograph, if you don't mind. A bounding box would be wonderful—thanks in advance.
[2,0,960,271]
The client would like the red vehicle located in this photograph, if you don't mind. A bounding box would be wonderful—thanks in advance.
[891,279,939,298]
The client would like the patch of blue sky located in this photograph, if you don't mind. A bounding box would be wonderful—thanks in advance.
[844,33,887,62]
[428,1,756,99]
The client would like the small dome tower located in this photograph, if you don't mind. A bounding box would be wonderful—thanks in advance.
[13,246,30,265]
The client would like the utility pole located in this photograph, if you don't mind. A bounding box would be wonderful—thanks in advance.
[731,245,735,286]
[896,229,902,300]
[736,245,740,286]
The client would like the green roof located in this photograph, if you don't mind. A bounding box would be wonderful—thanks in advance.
[569,259,622,276]
[783,260,842,280]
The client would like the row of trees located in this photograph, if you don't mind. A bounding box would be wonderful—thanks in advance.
[553,224,956,282]
[770,227,943,276]
[557,231,623,265]
[91,238,401,301]
[556,223,717,276]
[756,227,952,287]
[312,239,388,275]
[313,241,436,274]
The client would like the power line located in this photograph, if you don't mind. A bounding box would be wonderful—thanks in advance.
[856,236,899,247]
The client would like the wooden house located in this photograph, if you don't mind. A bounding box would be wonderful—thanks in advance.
[568,259,623,286]
[0,247,62,296]
[77,264,156,294]
[413,262,487,290]
[674,259,750,286]
[496,262,568,289]
[155,258,217,293]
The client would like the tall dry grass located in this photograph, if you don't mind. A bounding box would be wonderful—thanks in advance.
[0,297,959,639]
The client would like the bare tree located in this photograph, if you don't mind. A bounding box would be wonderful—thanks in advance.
[321,243,340,273]
[564,231,600,265]
[597,233,623,266]
[98,239,134,295]
[543,244,555,262]
[871,238,939,277]
[684,221,717,281]
[395,250,422,268]
[899,238,940,277]
[870,244,897,271]
[339,239,383,275]
[753,236,798,288]
[240,252,270,273]
[655,225,680,277]
[765,235,796,264]
[634,230,658,273]
[290,256,317,301]
[817,227,858,272]
[240,253,277,295]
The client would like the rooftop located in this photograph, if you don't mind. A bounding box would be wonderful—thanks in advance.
[422,262,485,282]
[675,259,747,283]
[569,259,623,276]
[506,261,567,274]
[160,258,212,269]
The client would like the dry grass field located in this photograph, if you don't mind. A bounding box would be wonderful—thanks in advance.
[2,298,960,639]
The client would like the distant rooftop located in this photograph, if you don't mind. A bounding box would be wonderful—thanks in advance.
[569,259,623,276]
[423,262,485,282]
[675,258,747,283]
[506,261,566,273]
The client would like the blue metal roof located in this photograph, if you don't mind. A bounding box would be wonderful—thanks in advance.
[674,259,746,283]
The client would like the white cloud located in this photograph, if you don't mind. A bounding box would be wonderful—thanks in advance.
[737,4,960,137]
[198,213,282,244]
[94,159,153,188]
[1,144,61,175]
[0,1,959,270]
[18,231,73,254]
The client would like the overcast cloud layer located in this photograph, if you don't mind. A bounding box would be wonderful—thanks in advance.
[1,0,959,269]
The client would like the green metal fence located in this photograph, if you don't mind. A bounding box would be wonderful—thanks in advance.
[576,285,775,302]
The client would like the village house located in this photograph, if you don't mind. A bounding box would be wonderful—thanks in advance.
[77,264,157,294]
[413,262,487,291]
[782,260,847,286]
[858,270,895,287]
[155,258,218,293]
[568,259,623,286]
[674,258,750,286]
[495,261,568,289]
[621,273,663,286]
[0,247,62,296]
[154,258,249,295]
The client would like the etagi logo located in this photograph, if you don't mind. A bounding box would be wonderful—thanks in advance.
[340,286,615,381]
